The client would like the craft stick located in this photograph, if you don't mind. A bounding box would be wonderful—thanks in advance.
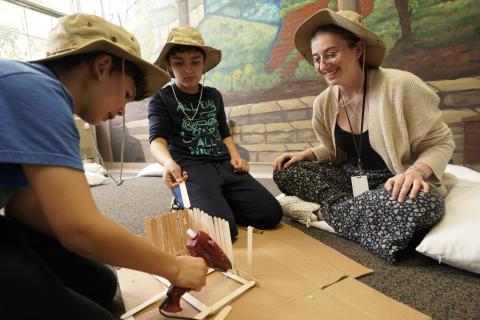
[188,209,195,231]
[153,275,208,312]
[202,210,209,233]
[120,289,167,319]
[193,306,213,320]
[247,226,253,280]
[213,217,223,252]
[221,271,249,285]
[178,210,189,252]
[207,217,216,243]
[193,208,199,231]
[144,217,153,244]
[200,281,256,316]
[224,220,235,268]
[185,209,193,231]
[213,305,232,320]
[217,218,227,260]
[166,214,177,254]
[160,215,172,254]
[168,212,182,254]
[151,217,159,248]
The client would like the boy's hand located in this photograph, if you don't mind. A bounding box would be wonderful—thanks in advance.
[172,256,208,291]
[230,156,249,173]
[163,160,188,188]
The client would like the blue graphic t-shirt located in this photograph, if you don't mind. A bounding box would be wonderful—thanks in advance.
[0,58,83,191]
[148,84,231,164]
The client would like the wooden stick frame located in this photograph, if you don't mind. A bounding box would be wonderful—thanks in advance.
[123,209,255,319]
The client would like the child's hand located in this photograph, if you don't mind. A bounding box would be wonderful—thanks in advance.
[173,256,208,291]
[163,160,188,188]
[230,157,249,173]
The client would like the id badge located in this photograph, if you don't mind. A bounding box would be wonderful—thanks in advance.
[351,175,369,197]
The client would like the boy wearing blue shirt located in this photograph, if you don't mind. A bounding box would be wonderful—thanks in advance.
[149,27,282,238]
[0,14,207,319]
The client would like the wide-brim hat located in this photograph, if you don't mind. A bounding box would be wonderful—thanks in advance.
[31,13,170,100]
[294,9,386,68]
[154,26,222,76]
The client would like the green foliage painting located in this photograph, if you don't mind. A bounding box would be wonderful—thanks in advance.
[196,0,480,94]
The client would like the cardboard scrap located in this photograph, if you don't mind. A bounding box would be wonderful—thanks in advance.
[118,223,431,320]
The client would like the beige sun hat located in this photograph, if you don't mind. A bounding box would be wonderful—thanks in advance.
[294,9,386,68]
[154,26,222,76]
[31,13,170,100]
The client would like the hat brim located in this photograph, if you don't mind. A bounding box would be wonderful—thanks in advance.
[154,42,222,77]
[294,9,386,68]
[31,39,170,100]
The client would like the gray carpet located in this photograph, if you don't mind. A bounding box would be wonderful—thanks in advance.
[91,177,480,320]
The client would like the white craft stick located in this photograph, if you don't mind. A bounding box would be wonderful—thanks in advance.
[221,271,249,285]
[153,275,208,311]
[202,280,256,315]
[224,220,235,268]
[214,217,225,256]
[178,181,191,208]
[213,305,232,320]
[247,226,253,280]
[120,289,167,319]
[208,217,216,243]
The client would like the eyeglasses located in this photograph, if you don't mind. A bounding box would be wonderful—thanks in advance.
[312,46,349,65]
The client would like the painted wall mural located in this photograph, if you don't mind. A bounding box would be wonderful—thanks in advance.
[112,0,480,164]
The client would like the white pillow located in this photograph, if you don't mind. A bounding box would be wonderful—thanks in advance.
[416,181,480,274]
[83,163,107,176]
[445,164,480,184]
[136,163,164,177]
[85,171,107,186]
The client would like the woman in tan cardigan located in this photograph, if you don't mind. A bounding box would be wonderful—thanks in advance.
[273,9,455,263]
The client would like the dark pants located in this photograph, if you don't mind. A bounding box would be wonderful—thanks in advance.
[182,160,282,237]
[0,216,117,320]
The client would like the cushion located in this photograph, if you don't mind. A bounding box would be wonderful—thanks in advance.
[83,163,107,186]
[445,164,480,184]
[83,162,107,176]
[136,163,164,177]
[416,179,480,274]
[85,171,106,186]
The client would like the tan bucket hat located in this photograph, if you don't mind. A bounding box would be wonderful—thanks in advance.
[154,26,222,76]
[31,13,170,100]
[294,9,386,68]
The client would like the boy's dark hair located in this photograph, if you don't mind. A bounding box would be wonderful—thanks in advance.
[43,51,146,99]
[166,45,206,61]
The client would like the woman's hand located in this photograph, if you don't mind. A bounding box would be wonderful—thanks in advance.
[173,256,208,291]
[385,169,429,202]
[230,156,249,173]
[163,160,188,188]
[273,150,314,171]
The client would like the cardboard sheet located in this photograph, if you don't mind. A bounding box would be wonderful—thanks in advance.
[118,223,431,320]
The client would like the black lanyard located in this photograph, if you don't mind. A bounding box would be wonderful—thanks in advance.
[341,71,368,172]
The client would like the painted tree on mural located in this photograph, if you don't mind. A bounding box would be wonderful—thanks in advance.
[393,0,419,46]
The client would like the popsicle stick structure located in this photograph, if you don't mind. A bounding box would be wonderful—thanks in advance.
[136,209,255,320]
[144,209,235,267]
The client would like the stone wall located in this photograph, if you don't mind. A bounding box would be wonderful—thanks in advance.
[120,76,479,164]
[224,76,480,164]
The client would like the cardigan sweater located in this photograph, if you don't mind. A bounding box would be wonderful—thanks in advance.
[308,68,456,196]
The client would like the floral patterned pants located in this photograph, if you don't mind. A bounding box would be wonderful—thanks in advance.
[273,161,445,263]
